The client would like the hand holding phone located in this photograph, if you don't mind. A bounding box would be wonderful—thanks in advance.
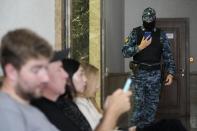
[144,31,152,40]
[123,78,132,92]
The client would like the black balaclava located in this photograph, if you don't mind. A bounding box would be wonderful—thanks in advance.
[142,7,156,31]
[143,20,156,31]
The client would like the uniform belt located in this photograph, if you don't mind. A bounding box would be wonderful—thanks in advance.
[138,63,160,71]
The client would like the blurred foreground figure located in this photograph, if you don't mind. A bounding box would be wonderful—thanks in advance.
[0,29,58,131]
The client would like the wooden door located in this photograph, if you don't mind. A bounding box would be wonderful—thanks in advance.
[156,18,190,129]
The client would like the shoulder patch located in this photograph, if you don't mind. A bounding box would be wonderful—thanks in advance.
[124,36,129,44]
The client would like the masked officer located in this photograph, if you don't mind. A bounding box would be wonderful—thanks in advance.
[122,7,176,129]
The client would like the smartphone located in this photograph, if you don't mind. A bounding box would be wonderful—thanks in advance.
[123,78,132,92]
[144,31,152,39]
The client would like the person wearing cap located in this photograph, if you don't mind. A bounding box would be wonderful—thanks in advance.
[32,54,132,131]
[122,7,176,129]
[31,50,82,131]
[0,29,58,131]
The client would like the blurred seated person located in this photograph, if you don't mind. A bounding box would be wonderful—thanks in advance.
[32,57,132,131]
[0,29,58,131]
[73,62,102,130]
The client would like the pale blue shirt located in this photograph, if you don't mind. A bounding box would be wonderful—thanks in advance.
[0,92,59,131]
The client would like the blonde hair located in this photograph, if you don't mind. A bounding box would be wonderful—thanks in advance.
[81,62,102,113]
[82,62,98,77]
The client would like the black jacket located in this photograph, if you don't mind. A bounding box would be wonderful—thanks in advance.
[31,97,92,131]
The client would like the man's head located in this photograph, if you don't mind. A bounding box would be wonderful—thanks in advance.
[0,29,53,101]
[44,49,69,101]
[1,29,52,73]
[142,7,156,31]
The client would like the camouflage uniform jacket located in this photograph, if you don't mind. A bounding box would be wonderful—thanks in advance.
[122,26,176,76]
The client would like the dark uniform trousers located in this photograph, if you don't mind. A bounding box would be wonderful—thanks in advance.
[130,69,161,128]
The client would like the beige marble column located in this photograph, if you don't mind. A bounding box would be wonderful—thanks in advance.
[55,0,64,50]
[89,0,100,69]
[89,0,101,107]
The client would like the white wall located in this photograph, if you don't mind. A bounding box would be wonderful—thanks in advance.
[0,0,55,75]
[103,0,125,73]
[124,0,197,72]
[0,0,55,45]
